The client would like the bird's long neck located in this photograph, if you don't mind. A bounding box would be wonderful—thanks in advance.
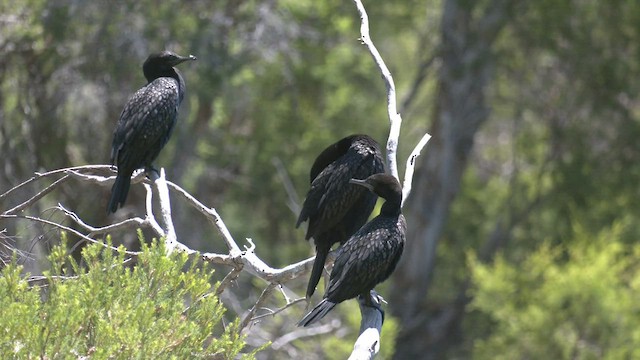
[143,65,179,83]
[380,195,402,217]
[144,66,186,104]
[173,68,186,104]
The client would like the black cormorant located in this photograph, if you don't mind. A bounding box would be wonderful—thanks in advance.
[298,173,406,327]
[107,51,196,214]
[296,135,385,298]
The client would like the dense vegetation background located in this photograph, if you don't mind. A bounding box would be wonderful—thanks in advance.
[2,0,640,358]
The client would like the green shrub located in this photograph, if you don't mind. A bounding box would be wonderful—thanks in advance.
[470,220,640,359]
[0,237,257,359]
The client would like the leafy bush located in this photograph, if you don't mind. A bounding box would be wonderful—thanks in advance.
[0,237,257,359]
[469,220,640,359]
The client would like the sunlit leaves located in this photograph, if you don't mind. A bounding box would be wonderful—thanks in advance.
[0,240,255,359]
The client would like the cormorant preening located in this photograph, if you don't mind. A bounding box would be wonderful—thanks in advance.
[107,51,196,214]
[296,135,384,298]
[298,174,406,327]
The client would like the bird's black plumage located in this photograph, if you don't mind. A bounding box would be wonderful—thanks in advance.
[296,135,385,298]
[107,51,196,214]
[298,174,406,327]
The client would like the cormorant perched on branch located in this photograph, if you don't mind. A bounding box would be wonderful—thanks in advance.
[296,135,384,298]
[107,51,196,214]
[298,174,406,327]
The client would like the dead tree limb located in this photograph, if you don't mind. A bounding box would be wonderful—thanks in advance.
[350,0,432,358]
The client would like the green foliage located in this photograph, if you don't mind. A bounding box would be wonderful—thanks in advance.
[469,219,640,359]
[0,238,257,359]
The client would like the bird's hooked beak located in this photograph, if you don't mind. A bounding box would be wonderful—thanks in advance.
[349,178,373,191]
[186,54,197,61]
[174,54,197,65]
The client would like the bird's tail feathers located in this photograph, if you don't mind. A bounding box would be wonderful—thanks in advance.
[306,245,330,299]
[295,211,307,229]
[107,173,131,214]
[297,298,336,327]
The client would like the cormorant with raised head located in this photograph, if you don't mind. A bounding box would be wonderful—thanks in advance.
[298,173,406,327]
[107,51,196,214]
[296,135,385,298]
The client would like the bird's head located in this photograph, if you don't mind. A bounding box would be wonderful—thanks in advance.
[143,51,196,81]
[349,174,402,202]
[146,51,197,68]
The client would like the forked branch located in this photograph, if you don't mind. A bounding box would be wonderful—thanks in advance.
[350,0,432,358]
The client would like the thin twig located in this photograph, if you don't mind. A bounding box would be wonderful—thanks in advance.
[400,53,439,114]
[251,297,307,322]
[272,157,301,216]
[271,320,341,350]
[0,214,139,256]
[0,165,113,200]
[27,275,80,285]
[65,170,113,185]
[163,179,320,283]
[3,175,71,215]
[27,257,136,286]
[169,176,330,281]
[215,267,243,296]
[0,230,31,265]
[56,203,160,237]
[66,168,147,188]
[239,283,278,332]
[165,180,242,256]
[278,284,293,304]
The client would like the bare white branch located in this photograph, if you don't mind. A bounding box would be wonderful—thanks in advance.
[0,165,113,201]
[65,170,113,185]
[239,283,278,332]
[349,292,385,360]
[56,203,160,236]
[149,169,183,253]
[215,268,243,296]
[351,0,432,357]
[201,251,235,265]
[271,319,341,350]
[0,214,139,256]
[165,180,242,256]
[3,175,70,215]
[144,179,164,239]
[251,296,307,322]
[352,0,402,180]
[2,163,319,284]
[402,132,432,208]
